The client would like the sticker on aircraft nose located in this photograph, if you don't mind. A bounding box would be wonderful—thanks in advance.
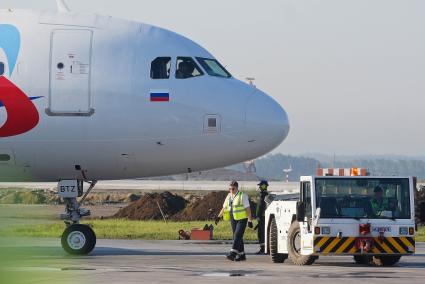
[150,90,170,102]
[0,24,42,138]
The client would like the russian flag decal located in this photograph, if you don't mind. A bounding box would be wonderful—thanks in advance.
[150,92,170,102]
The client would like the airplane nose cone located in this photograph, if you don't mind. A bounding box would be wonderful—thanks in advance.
[245,90,290,150]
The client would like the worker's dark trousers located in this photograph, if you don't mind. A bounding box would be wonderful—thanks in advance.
[257,216,265,247]
[230,216,248,254]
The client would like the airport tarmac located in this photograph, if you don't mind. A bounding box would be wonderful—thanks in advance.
[1,238,424,284]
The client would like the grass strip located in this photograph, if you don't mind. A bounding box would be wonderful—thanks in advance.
[0,219,258,241]
[1,219,424,242]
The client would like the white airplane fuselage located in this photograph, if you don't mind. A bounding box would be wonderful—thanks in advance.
[0,9,289,182]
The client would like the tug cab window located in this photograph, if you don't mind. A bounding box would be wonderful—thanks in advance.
[0,62,4,76]
[176,57,203,79]
[151,57,171,79]
[196,57,231,78]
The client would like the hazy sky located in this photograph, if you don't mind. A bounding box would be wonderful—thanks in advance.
[2,0,425,156]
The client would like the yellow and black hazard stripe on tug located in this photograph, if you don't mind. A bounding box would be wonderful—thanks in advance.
[314,237,358,254]
[371,237,415,254]
[314,237,415,254]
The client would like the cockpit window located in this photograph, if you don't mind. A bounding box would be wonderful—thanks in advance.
[0,62,4,76]
[151,57,171,79]
[176,57,204,79]
[196,57,231,78]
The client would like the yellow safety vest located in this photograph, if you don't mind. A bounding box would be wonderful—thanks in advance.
[371,197,390,215]
[223,191,248,221]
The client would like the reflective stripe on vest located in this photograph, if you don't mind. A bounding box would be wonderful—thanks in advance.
[223,191,248,221]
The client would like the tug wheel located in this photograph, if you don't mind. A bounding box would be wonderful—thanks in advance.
[269,217,288,263]
[287,221,317,265]
[61,224,96,255]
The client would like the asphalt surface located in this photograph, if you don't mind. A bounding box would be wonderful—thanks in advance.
[1,238,424,284]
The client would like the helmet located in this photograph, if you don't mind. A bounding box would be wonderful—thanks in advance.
[258,180,269,187]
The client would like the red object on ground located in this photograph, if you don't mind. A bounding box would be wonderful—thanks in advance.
[191,229,213,240]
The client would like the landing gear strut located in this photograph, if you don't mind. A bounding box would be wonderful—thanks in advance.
[58,179,97,255]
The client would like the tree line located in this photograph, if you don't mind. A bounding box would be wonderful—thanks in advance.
[232,154,425,181]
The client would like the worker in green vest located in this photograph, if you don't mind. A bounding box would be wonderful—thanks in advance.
[255,180,269,254]
[216,180,253,261]
[370,186,390,216]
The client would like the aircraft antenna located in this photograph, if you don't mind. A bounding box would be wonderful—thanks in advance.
[56,0,70,12]
[246,77,256,86]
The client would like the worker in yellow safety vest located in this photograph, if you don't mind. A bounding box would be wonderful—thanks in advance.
[216,180,253,261]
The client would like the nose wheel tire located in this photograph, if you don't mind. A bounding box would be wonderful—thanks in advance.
[287,221,317,265]
[269,217,288,263]
[61,224,96,255]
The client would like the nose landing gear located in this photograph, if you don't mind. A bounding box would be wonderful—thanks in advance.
[58,179,97,255]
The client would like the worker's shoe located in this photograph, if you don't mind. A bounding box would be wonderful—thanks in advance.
[235,253,247,261]
[226,252,237,261]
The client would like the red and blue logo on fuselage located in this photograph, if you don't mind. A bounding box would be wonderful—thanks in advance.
[0,24,41,138]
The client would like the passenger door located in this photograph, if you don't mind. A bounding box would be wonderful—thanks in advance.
[47,30,94,116]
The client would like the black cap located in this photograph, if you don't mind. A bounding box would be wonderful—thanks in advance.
[374,186,383,193]
[258,180,269,187]
[229,180,239,188]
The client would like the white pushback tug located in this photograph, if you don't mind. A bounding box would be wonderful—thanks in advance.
[265,168,424,266]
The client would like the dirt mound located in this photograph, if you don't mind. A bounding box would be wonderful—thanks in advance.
[113,191,187,220]
[124,193,141,203]
[172,191,228,221]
